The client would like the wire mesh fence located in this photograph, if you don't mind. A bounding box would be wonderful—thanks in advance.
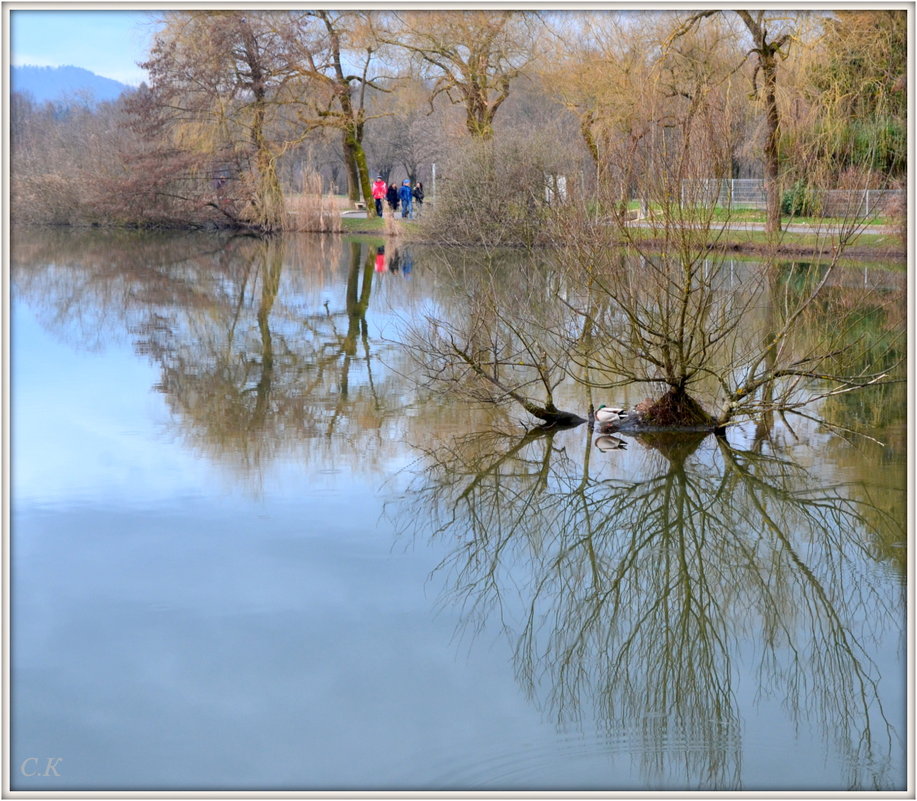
[680,179,904,219]
[681,179,767,209]
[821,189,904,218]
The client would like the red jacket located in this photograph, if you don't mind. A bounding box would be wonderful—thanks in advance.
[371,180,387,200]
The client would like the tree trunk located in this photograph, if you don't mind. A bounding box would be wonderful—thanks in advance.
[239,18,284,232]
[319,11,375,212]
[343,241,374,357]
[254,148,285,232]
[342,134,361,203]
[252,243,282,428]
[249,105,284,231]
[761,52,782,235]
[735,11,785,235]
[348,132,374,212]
[466,86,495,140]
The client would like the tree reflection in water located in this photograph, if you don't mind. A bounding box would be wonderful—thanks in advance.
[12,228,905,788]
[397,425,904,789]
[148,238,390,469]
[12,230,420,482]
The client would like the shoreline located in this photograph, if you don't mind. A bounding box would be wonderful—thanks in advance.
[11,220,906,265]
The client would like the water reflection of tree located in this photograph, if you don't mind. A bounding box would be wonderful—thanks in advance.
[786,272,907,579]
[12,228,246,351]
[131,238,410,477]
[11,229,416,480]
[404,244,906,436]
[400,427,904,789]
[773,263,906,436]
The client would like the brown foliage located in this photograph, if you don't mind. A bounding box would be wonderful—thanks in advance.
[636,389,716,429]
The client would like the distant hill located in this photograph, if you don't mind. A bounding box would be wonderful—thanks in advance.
[11,65,131,104]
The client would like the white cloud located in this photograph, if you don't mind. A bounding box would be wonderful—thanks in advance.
[11,54,60,68]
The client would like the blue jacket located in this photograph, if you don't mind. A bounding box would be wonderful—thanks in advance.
[399,184,413,205]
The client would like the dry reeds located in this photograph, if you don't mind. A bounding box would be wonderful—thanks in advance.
[284,168,342,233]
[383,208,403,240]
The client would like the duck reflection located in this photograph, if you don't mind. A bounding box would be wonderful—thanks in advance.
[594,433,627,451]
[398,426,904,789]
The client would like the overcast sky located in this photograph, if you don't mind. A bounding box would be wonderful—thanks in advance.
[10,9,160,85]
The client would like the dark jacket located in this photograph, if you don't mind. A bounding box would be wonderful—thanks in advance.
[386,184,399,209]
[412,184,425,203]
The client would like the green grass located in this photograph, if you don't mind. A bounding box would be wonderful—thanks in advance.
[335,204,901,262]
[341,216,387,233]
[625,201,893,227]
[339,215,422,238]
[622,224,904,259]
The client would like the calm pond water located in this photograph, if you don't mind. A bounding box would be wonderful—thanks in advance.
[10,228,907,792]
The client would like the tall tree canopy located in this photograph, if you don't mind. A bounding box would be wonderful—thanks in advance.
[384,10,540,139]
[136,11,305,230]
[134,10,388,227]
[284,10,387,210]
[804,10,907,179]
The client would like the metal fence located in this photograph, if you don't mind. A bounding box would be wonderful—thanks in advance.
[681,179,767,209]
[821,189,904,218]
[681,179,905,218]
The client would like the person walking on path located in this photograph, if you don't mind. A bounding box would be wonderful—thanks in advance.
[386,183,399,214]
[371,176,387,217]
[399,180,413,219]
[412,182,425,216]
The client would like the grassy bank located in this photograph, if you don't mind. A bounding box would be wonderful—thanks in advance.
[626,201,896,228]
[338,216,904,264]
[340,215,422,238]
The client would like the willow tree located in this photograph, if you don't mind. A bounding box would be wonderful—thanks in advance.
[671,11,799,234]
[137,11,306,231]
[539,13,653,205]
[383,10,540,140]
[551,36,903,437]
[790,10,907,187]
[404,23,904,436]
[542,12,746,211]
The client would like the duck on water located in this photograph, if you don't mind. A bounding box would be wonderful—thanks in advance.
[594,405,629,426]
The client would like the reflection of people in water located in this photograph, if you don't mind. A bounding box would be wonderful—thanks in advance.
[372,244,417,278]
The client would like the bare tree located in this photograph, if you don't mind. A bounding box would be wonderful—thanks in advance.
[135,11,308,231]
[671,11,799,234]
[362,76,455,187]
[540,13,657,205]
[406,11,905,436]
[282,11,390,211]
[555,206,904,434]
[402,248,589,427]
[397,425,903,788]
[381,10,540,140]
